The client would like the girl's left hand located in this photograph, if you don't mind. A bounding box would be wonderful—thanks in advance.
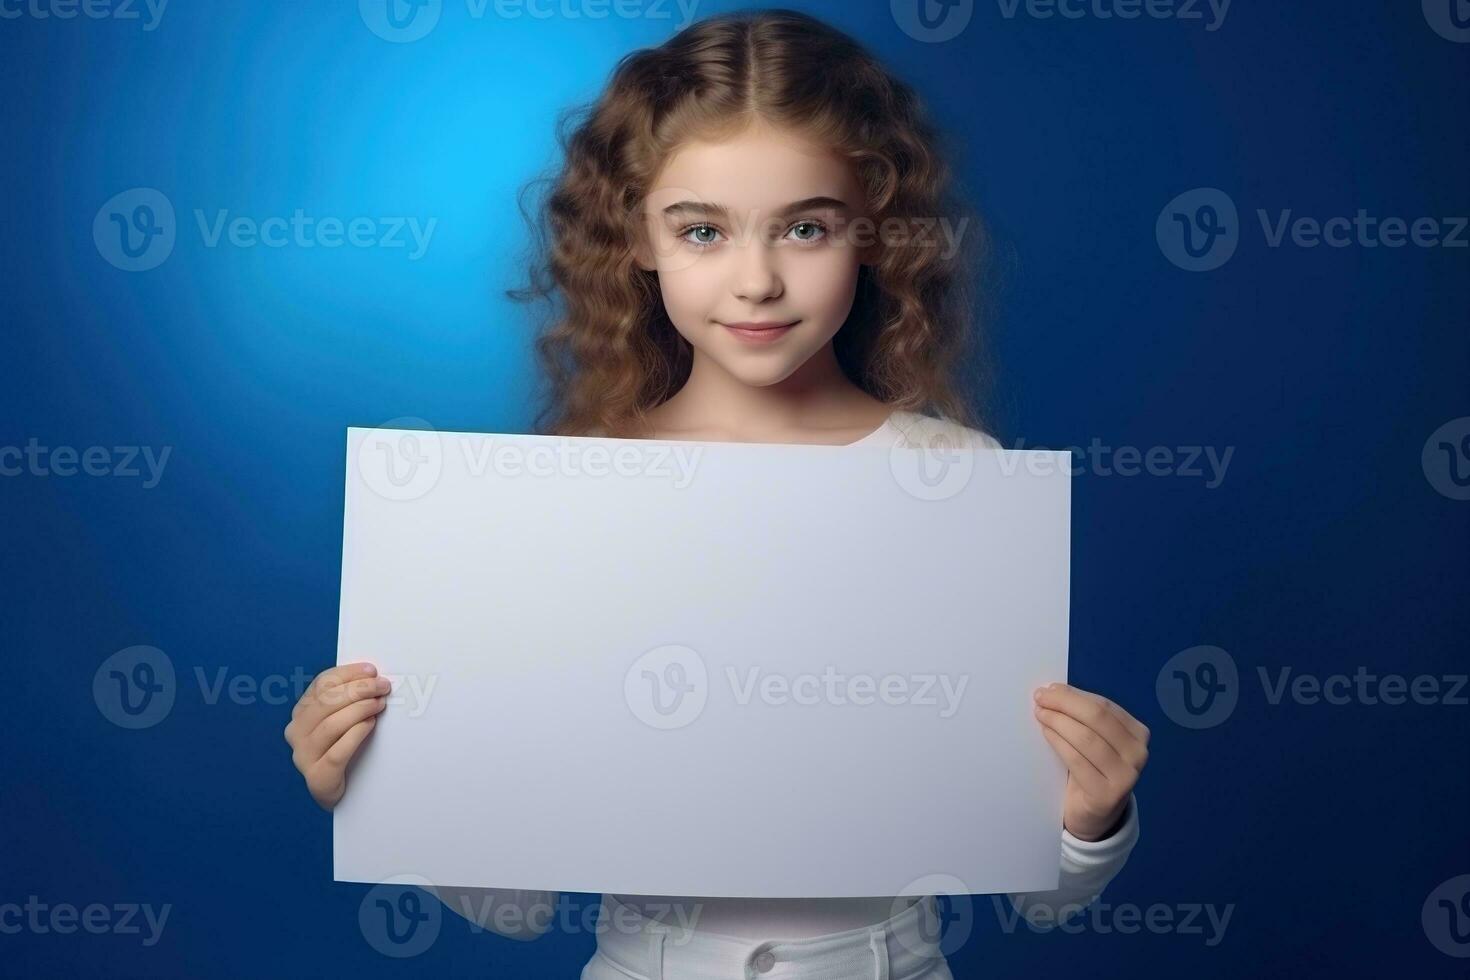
[1033,683,1150,842]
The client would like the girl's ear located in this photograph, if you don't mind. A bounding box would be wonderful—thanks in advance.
[633,238,656,272]
[629,201,668,272]
[631,225,658,272]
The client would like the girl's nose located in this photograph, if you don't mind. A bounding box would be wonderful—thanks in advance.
[731,238,784,303]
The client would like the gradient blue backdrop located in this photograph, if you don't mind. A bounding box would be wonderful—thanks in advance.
[2,0,1467,976]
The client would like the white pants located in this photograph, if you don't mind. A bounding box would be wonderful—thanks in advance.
[580,892,955,980]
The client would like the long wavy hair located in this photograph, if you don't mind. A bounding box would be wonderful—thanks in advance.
[507,8,997,438]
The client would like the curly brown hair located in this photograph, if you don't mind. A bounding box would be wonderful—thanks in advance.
[507,8,997,439]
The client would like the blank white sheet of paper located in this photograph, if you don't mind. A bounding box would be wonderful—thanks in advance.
[333,425,1071,898]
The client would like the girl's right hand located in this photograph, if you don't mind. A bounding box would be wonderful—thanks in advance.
[284,661,392,810]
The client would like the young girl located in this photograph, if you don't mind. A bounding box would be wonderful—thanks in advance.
[286,10,1148,978]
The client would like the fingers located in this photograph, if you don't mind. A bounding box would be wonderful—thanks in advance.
[306,717,379,808]
[1037,725,1110,798]
[303,694,388,762]
[323,717,378,769]
[1089,691,1151,744]
[284,665,390,774]
[1034,705,1132,785]
[283,663,388,810]
[291,662,377,723]
[290,671,390,742]
[1034,684,1148,770]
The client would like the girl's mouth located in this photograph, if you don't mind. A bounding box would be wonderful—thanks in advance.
[722,320,799,344]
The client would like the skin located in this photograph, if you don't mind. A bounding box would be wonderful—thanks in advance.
[632,115,893,444]
[287,119,1150,845]
[285,662,391,809]
[1034,683,1149,840]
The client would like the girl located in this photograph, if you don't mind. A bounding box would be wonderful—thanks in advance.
[285,10,1148,978]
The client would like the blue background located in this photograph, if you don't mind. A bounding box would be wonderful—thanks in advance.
[2,0,1467,976]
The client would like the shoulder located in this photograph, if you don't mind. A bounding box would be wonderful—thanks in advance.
[886,410,1001,450]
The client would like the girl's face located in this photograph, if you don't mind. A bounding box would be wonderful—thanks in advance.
[636,120,873,389]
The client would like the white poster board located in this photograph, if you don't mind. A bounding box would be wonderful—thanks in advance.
[334,425,1071,897]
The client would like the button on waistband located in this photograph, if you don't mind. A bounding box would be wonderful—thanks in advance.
[752,949,775,973]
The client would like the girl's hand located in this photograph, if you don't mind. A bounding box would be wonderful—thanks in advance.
[283,662,392,810]
[1033,683,1149,841]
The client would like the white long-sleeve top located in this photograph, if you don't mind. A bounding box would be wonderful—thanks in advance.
[427,796,1139,942]
[428,411,1140,941]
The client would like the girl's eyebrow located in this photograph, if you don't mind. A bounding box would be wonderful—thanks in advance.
[660,196,852,221]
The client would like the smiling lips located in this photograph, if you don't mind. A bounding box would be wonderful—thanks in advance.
[722,319,799,344]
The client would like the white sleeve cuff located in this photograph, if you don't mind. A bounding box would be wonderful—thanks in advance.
[1059,794,1140,872]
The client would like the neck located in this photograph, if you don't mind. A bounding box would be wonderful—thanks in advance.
[666,342,873,435]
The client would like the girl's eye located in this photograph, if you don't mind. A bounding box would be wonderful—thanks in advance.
[787,221,828,244]
[677,220,830,250]
[679,224,723,249]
